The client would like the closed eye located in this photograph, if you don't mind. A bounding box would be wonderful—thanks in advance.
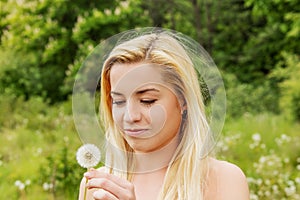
[140,99,157,106]
[112,100,126,105]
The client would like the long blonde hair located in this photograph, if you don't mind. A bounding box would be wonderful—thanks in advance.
[100,30,212,199]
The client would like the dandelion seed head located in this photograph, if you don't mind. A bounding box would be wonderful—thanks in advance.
[76,144,101,168]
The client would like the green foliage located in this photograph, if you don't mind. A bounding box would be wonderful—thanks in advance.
[1,1,300,198]
[241,0,300,83]
[39,144,86,199]
[224,73,280,118]
[272,52,300,121]
[0,94,83,199]
[63,0,151,94]
[0,0,150,102]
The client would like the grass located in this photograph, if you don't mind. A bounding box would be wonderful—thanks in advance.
[219,113,300,199]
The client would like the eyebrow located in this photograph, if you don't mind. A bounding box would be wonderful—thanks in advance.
[110,88,160,96]
[136,88,160,94]
[110,91,123,96]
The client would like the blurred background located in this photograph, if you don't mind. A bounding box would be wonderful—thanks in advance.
[0,0,299,199]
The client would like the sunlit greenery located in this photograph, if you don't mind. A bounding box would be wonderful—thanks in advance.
[0,0,299,199]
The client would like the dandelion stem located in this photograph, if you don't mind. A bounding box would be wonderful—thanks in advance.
[84,176,88,200]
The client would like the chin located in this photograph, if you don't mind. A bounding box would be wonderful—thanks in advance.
[126,140,154,153]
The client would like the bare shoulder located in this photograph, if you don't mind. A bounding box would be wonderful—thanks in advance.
[205,158,250,200]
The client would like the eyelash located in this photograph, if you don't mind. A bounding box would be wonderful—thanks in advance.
[112,100,126,105]
[140,99,157,106]
[112,99,157,106]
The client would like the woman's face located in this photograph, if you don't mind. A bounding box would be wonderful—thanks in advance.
[109,62,183,153]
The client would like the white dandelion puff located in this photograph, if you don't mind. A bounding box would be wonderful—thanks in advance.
[76,144,101,168]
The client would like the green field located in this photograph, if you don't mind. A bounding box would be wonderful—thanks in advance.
[0,96,299,199]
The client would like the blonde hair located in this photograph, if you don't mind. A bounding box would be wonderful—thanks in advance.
[100,30,212,199]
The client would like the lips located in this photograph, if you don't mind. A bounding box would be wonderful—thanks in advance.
[123,128,149,137]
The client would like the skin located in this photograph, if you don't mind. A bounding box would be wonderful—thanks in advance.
[109,63,182,154]
[78,62,250,200]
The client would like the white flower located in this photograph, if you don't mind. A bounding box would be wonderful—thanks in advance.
[42,182,53,191]
[114,7,121,15]
[285,185,296,196]
[18,183,25,190]
[43,182,49,191]
[76,144,101,168]
[104,9,112,15]
[250,193,259,200]
[25,179,31,186]
[15,180,25,191]
[272,184,278,191]
[15,180,22,187]
[252,133,261,142]
[256,178,263,185]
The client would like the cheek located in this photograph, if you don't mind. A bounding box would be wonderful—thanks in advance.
[112,107,124,127]
[157,101,181,133]
[149,104,167,135]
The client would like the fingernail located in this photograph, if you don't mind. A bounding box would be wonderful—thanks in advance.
[84,172,91,177]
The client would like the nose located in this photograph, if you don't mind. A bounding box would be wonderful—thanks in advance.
[124,100,141,123]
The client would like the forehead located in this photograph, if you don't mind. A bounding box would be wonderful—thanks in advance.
[110,63,166,92]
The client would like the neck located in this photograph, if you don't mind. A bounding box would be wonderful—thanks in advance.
[133,135,179,173]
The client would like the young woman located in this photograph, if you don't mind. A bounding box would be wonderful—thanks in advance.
[78,29,249,200]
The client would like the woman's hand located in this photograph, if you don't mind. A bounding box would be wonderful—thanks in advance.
[84,168,136,200]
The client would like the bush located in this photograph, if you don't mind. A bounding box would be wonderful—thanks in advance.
[272,52,300,121]
[223,73,280,118]
[39,144,86,199]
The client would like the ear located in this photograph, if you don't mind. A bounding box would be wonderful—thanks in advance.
[181,110,187,119]
[180,99,187,114]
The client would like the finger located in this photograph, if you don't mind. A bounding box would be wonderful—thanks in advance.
[93,189,118,200]
[84,169,132,189]
[87,177,127,198]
